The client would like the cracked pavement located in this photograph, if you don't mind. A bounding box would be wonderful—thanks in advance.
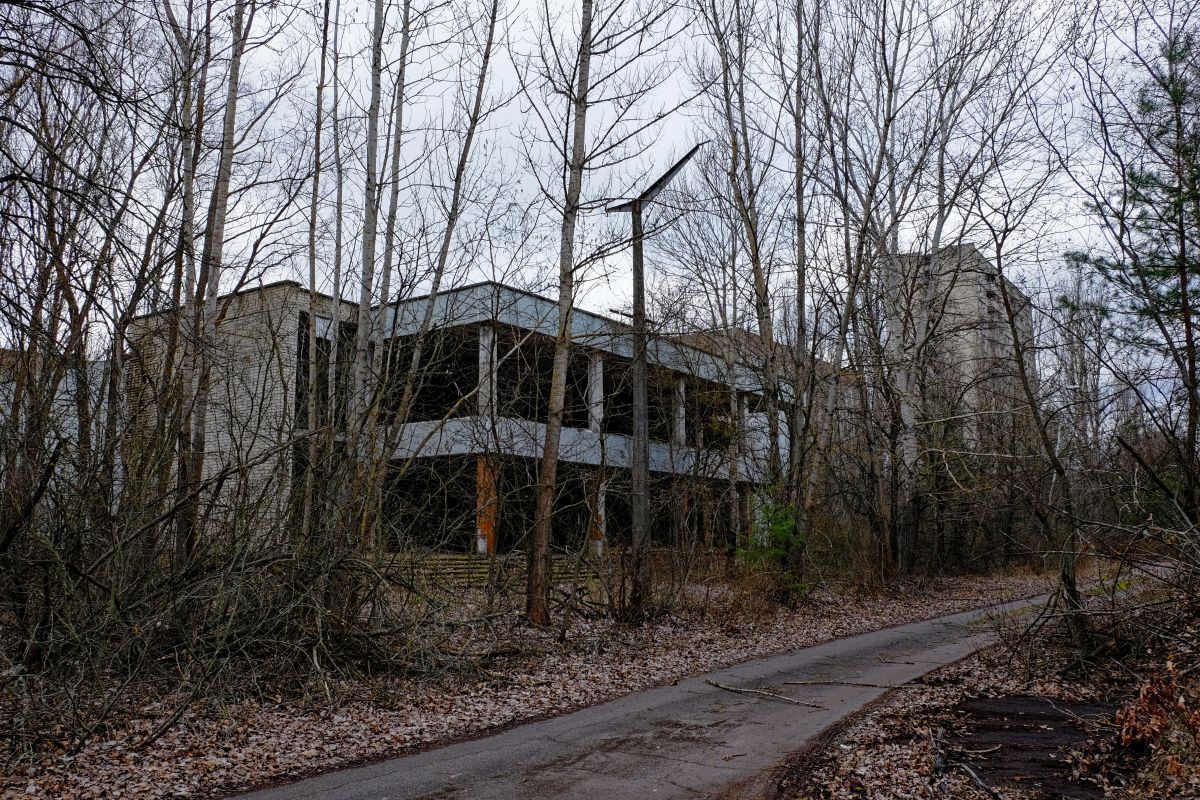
[234,597,1040,800]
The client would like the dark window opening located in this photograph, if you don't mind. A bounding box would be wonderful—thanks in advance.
[381,327,479,425]
[295,312,356,431]
[600,474,690,546]
[494,327,590,427]
[602,358,678,443]
[686,377,735,450]
[495,458,595,553]
[382,456,475,552]
[603,357,633,436]
[649,366,676,443]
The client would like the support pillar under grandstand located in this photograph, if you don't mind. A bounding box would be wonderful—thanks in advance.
[589,478,606,556]
[475,456,499,555]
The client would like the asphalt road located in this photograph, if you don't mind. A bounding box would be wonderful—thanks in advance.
[236,597,1040,800]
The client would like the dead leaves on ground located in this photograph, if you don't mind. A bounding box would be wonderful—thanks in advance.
[2,572,1067,799]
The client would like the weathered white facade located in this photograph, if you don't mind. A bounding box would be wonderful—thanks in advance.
[920,244,1037,442]
[129,280,781,553]
[125,245,1035,554]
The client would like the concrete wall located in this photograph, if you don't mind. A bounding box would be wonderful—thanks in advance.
[927,245,1036,441]
[128,282,311,526]
[133,269,1044,527]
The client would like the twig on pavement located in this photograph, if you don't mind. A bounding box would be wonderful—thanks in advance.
[705,679,824,708]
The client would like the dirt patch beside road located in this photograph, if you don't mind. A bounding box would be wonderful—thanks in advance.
[943,696,1117,799]
[774,642,1122,800]
[776,581,1199,800]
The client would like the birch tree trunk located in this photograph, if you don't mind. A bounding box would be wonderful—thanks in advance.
[327,0,346,439]
[350,0,386,439]
[527,0,595,627]
[302,0,333,537]
[702,0,782,491]
[346,0,388,547]
[179,0,251,558]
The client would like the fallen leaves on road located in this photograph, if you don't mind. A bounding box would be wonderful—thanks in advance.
[781,576,1191,800]
[2,571,1075,799]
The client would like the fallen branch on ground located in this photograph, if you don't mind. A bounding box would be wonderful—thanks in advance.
[929,726,949,795]
[959,762,1003,799]
[784,679,905,689]
[930,724,1004,799]
[704,679,824,708]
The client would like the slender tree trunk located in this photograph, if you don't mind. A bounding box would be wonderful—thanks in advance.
[327,0,345,441]
[708,0,782,486]
[346,0,387,547]
[187,0,249,548]
[783,0,814,515]
[161,0,201,558]
[360,0,414,538]
[302,0,333,537]
[527,0,595,627]
[994,253,1091,657]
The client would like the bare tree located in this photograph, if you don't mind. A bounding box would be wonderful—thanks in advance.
[515,0,691,623]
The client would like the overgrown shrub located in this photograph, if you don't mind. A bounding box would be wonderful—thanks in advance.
[740,498,810,603]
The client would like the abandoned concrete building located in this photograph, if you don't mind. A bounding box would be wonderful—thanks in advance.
[128,279,788,555]
[915,244,1038,445]
[125,243,1034,556]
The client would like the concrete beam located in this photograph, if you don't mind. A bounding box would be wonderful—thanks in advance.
[390,416,773,484]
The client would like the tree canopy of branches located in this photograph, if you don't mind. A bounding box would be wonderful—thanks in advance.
[2,0,1199,760]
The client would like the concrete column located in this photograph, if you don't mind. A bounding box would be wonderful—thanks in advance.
[674,480,691,544]
[702,491,714,548]
[673,377,687,445]
[588,352,604,433]
[478,324,496,417]
[738,392,750,451]
[475,456,499,555]
[738,483,753,548]
[589,478,606,557]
